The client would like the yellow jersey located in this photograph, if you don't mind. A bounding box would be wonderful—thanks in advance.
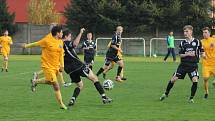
[201,37,215,66]
[26,33,64,70]
[0,36,13,54]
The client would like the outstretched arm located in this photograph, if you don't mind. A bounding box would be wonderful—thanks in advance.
[73,28,85,47]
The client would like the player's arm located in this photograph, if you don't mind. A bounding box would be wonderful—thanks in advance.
[199,40,206,59]
[178,42,193,57]
[73,28,85,47]
[9,37,13,45]
[166,36,170,46]
[59,49,64,72]
[23,42,40,48]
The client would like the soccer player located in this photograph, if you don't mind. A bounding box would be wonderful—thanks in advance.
[102,40,126,80]
[201,27,215,99]
[23,26,67,109]
[0,29,13,72]
[82,32,96,70]
[31,23,71,87]
[96,26,125,82]
[62,29,112,107]
[164,31,176,62]
[160,25,205,103]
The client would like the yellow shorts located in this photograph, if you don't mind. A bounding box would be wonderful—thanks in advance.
[1,51,9,57]
[42,68,59,83]
[202,65,215,78]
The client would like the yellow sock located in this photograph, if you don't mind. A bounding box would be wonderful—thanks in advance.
[2,61,6,69]
[120,69,124,77]
[58,72,65,84]
[36,77,46,84]
[5,61,8,69]
[54,90,67,109]
[37,70,43,75]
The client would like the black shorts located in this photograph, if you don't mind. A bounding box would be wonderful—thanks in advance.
[84,55,94,65]
[105,55,121,66]
[69,66,90,83]
[173,63,199,80]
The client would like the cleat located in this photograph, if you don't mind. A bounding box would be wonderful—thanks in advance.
[204,94,208,99]
[121,77,127,81]
[5,69,8,72]
[60,104,68,110]
[160,94,168,101]
[68,97,75,106]
[115,76,123,82]
[103,73,106,79]
[188,99,194,103]
[30,79,37,92]
[102,97,112,104]
[33,72,38,80]
[64,82,72,87]
[1,68,3,72]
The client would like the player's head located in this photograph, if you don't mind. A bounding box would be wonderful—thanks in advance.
[49,23,58,31]
[3,29,8,36]
[87,32,93,40]
[116,26,123,35]
[183,25,193,38]
[51,25,63,39]
[169,31,173,36]
[202,27,211,39]
[62,30,72,41]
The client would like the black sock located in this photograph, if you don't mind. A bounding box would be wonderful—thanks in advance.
[72,87,81,100]
[117,66,123,76]
[94,81,106,98]
[165,81,174,96]
[89,65,93,70]
[96,68,104,76]
[190,82,198,99]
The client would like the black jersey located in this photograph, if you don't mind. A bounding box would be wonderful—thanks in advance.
[82,40,96,56]
[179,38,204,64]
[106,34,122,58]
[64,40,84,74]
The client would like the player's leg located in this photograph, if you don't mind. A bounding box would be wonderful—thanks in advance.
[57,71,71,87]
[87,68,112,104]
[102,62,114,79]
[33,70,43,80]
[52,81,67,109]
[68,75,83,106]
[96,58,111,76]
[202,65,210,99]
[116,59,124,82]
[188,69,199,103]
[171,48,176,62]
[164,48,171,61]
[203,77,209,99]
[160,65,185,101]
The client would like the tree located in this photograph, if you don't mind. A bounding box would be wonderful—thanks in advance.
[28,0,59,25]
[64,0,213,35]
[0,0,16,34]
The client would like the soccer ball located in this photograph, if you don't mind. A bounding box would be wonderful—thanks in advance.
[103,79,114,90]
[153,54,157,58]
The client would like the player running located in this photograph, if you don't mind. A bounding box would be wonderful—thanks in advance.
[96,26,125,82]
[0,29,13,72]
[23,26,67,109]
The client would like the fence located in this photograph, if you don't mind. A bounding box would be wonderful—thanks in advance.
[95,37,146,56]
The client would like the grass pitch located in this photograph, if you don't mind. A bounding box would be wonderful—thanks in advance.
[0,55,215,121]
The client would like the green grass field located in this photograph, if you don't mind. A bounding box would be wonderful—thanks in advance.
[0,55,215,121]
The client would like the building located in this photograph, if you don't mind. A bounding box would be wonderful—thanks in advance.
[6,0,70,24]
